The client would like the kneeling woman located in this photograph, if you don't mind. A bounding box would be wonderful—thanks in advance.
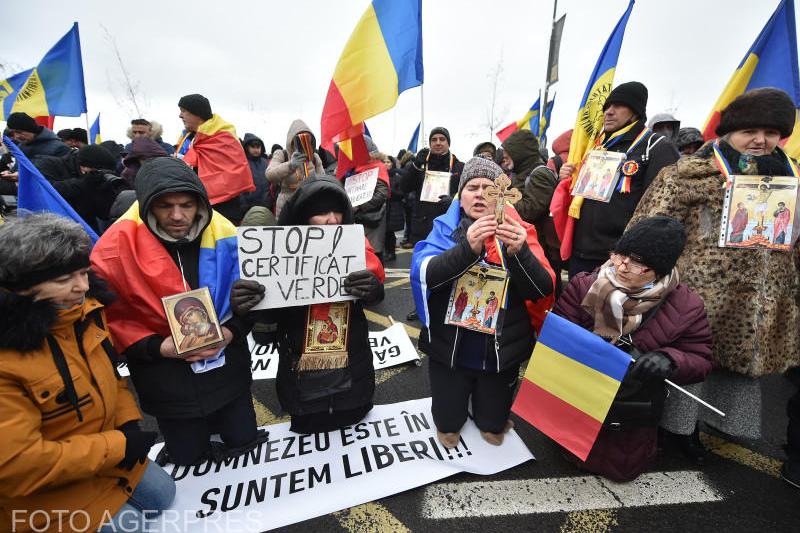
[236,176,385,434]
[553,216,712,481]
[411,157,555,448]
[0,214,174,533]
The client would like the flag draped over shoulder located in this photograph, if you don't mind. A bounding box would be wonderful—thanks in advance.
[321,0,423,152]
[182,114,255,205]
[0,23,86,120]
[550,0,635,261]
[4,135,99,243]
[702,0,800,158]
[411,200,555,336]
[512,312,632,460]
[90,202,239,351]
[496,98,542,143]
[89,113,101,144]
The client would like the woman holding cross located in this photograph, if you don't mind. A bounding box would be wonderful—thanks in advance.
[411,157,555,448]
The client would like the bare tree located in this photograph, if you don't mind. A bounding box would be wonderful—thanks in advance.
[482,52,507,141]
[100,24,143,118]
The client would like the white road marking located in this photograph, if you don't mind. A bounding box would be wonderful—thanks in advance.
[421,470,723,519]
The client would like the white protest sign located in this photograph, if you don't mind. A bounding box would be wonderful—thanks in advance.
[238,225,366,310]
[148,397,533,532]
[369,323,420,369]
[344,167,379,208]
[247,334,279,380]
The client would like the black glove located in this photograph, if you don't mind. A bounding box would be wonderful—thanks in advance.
[414,148,430,168]
[628,351,674,382]
[343,269,383,304]
[117,421,157,470]
[231,279,266,316]
[437,194,453,206]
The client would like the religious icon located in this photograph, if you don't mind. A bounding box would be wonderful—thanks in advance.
[445,262,508,334]
[482,173,522,223]
[572,150,626,202]
[162,287,224,356]
[420,170,451,203]
[719,174,800,250]
[299,302,351,371]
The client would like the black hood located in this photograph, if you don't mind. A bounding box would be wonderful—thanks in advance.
[135,157,212,242]
[502,129,545,177]
[277,175,353,225]
[242,133,265,152]
[0,272,114,352]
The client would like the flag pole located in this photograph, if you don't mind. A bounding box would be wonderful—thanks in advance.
[84,113,91,140]
[664,379,726,417]
[541,0,558,145]
[420,84,426,149]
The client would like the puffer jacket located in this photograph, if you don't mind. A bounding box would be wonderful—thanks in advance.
[18,127,71,160]
[0,277,147,533]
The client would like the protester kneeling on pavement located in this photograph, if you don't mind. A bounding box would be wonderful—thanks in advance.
[0,214,175,532]
[552,216,712,481]
[411,157,555,449]
[233,175,386,434]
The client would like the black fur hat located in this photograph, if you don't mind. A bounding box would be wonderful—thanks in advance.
[613,216,687,277]
[716,87,796,138]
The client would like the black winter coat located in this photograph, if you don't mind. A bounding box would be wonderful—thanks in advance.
[400,152,464,243]
[572,122,679,261]
[241,133,270,212]
[19,128,71,160]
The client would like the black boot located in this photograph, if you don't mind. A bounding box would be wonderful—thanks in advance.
[659,425,707,465]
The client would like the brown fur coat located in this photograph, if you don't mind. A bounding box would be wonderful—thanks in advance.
[629,147,800,377]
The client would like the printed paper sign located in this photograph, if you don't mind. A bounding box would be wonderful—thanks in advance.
[344,167,379,207]
[148,398,534,532]
[247,334,279,380]
[369,323,420,369]
[238,225,367,309]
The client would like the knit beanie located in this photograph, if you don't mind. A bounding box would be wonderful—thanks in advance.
[458,156,504,193]
[6,112,42,134]
[429,126,451,145]
[716,87,796,138]
[613,216,687,277]
[77,144,117,170]
[67,127,88,144]
[603,81,649,121]
[178,94,213,121]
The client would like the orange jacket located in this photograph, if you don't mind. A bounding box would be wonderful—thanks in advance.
[0,296,147,533]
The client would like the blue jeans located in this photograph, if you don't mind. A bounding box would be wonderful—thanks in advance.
[98,461,176,532]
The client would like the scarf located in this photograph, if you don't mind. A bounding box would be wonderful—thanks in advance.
[717,140,793,176]
[581,260,679,339]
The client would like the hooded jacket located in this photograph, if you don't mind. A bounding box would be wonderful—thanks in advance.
[0,275,147,532]
[270,176,384,417]
[240,133,270,211]
[121,137,171,186]
[93,158,252,418]
[18,127,71,160]
[266,119,325,217]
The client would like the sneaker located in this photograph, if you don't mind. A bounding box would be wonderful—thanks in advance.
[406,310,418,321]
[782,460,800,489]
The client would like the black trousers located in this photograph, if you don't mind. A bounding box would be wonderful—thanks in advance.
[157,392,258,465]
[787,387,800,460]
[428,358,519,434]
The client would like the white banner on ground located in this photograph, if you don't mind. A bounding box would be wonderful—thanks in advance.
[344,167,379,207]
[237,225,366,309]
[247,335,279,380]
[370,323,420,369]
[148,398,534,532]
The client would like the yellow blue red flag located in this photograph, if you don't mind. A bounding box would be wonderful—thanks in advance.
[0,23,87,120]
[496,98,542,143]
[89,113,101,144]
[702,0,800,158]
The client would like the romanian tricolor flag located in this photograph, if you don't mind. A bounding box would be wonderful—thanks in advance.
[89,113,101,144]
[702,0,800,158]
[496,98,542,143]
[550,0,635,261]
[0,23,86,120]
[181,114,255,205]
[539,96,556,146]
[90,202,239,352]
[512,312,632,460]
[320,0,423,152]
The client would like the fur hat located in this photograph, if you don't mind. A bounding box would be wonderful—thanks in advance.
[715,87,796,138]
[77,144,117,170]
[178,94,213,121]
[6,112,42,134]
[613,216,687,277]
[603,81,648,121]
[429,126,451,145]
[458,156,504,193]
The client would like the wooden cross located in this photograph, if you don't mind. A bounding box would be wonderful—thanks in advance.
[482,173,522,224]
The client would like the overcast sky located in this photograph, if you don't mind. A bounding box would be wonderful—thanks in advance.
[2,0,794,158]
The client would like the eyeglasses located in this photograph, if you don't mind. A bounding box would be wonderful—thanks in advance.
[609,253,651,275]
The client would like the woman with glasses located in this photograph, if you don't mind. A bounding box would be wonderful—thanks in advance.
[552,216,712,481]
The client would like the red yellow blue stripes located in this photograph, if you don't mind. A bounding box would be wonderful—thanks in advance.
[702,0,800,158]
[321,0,423,150]
[496,98,541,143]
[512,312,632,460]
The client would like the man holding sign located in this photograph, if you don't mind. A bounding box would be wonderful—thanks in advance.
[234,176,385,434]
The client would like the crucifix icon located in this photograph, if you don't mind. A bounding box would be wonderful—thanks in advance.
[482,173,522,224]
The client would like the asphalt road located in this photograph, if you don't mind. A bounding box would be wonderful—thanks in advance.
[141,245,800,533]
